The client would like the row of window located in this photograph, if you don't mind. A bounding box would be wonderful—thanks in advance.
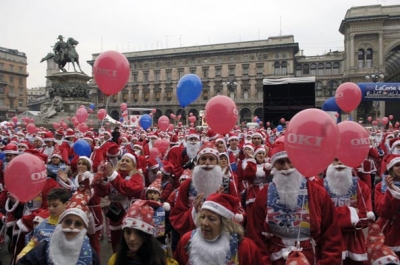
[315,81,339,97]
[0,74,24,85]
[296,62,340,76]
[0,99,24,108]
[0,85,25,95]
[358,48,373,68]
[0,63,24,73]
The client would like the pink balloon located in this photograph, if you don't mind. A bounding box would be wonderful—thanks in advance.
[67,116,71,120]
[97,109,107,121]
[334,113,339,118]
[122,110,128,117]
[376,118,380,122]
[152,108,156,114]
[26,123,36,134]
[280,118,285,124]
[395,122,400,128]
[62,123,68,129]
[253,116,258,122]
[93,50,130,96]
[188,116,197,123]
[337,121,369,168]
[177,115,181,120]
[29,118,35,123]
[12,117,18,123]
[168,124,174,130]
[382,117,389,125]
[335,82,361,113]
[178,122,183,127]
[189,112,193,117]
[285,109,339,177]
[131,117,136,122]
[170,114,176,120]
[205,96,238,135]
[367,116,372,122]
[372,121,378,126]
[78,123,88,133]
[266,122,270,126]
[88,109,93,113]
[76,108,88,123]
[120,103,127,111]
[149,147,160,159]
[154,139,170,154]
[389,115,394,120]
[158,116,170,131]
[190,123,194,127]
[53,122,60,129]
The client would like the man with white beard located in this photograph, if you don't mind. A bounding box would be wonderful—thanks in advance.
[170,142,239,237]
[18,207,100,265]
[324,158,375,265]
[248,141,342,264]
[166,129,202,188]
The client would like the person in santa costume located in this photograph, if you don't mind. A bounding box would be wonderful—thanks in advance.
[374,154,400,257]
[219,152,240,196]
[169,142,239,237]
[40,132,68,164]
[174,193,261,265]
[247,141,342,264]
[18,205,100,265]
[93,153,145,252]
[90,130,115,173]
[142,132,158,157]
[357,143,380,191]
[324,158,374,264]
[166,129,201,188]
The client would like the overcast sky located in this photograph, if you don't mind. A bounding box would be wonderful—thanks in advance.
[2,0,397,88]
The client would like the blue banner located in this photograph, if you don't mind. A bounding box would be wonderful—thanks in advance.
[358,82,400,101]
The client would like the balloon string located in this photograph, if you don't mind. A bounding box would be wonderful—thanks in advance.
[101,96,110,128]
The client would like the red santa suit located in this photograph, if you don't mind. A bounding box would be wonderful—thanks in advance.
[165,143,190,188]
[90,140,114,173]
[247,179,342,264]
[357,146,379,190]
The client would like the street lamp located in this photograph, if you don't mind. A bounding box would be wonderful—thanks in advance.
[222,80,238,90]
[365,72,385,120]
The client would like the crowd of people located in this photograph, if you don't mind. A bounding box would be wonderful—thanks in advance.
[0,122,399,264]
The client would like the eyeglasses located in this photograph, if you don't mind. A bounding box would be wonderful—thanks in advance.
[62,218,84,228]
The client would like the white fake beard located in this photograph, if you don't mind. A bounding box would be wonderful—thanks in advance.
[186,142,200,159]
[272,168,303,209]
[49,224,87,265]
[192,165,222,199]
[189,228,230,265]
[326,164,353,196]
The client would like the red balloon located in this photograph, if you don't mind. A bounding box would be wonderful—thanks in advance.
[177,115,181,120]
[367,116,372,122]
[337,121,369,168]
[280,118,285,124]
[253,116,258,122]
[154,139,169,154]
[5,153,47,203]
[131,117,136,122]
[62,123,68,129]
[285,109,339,177]
[389,115,394,120]
[205,95,238,135]
[266,122,270,127]
[189,112,193,117]
[382,117,389,125]
[170,114,176,120]
[168,124,174,130]
[149,147,160,159]
[152,109,156,114]
[93,50,130,96]
[53,122,60,129]
[376,118,380,122]
[335,82,361,113]
[12,117,18,123]
[78,123,88,133]
[97,109,107,121]
[120,103,127,111]
[372,121,378,126]
[188,116,197,123]
[88,108,93,113]
[26,123,36,134]
[73,121,80,127]
[158,116,170,132]
[190,123,194,127]
[76,108,88,123]
[178,122,182,126]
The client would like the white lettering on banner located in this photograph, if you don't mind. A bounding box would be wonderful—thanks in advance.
[287,133,323,146]
[31,170,47,182]
[335,92,344,98]
[350,138,369,145]
[93,67,117,77]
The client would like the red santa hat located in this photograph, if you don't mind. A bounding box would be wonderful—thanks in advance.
[206,129,218,141]
[79,156,93,168]
[18,140,31,149]
[65,128,75,138]
[122,200,156,235]
[389,137,400,149]
[103,130,112,137]
[366,223,399,265]
[43,131,55,142]
[55,128,64,136]
[147,132,158,139]
[243,142,255,152]
[24,149,48,163]
[254,145,266,156]
[51,148,63,160]
[270,141,287,165]
[196,142,220,161]
[147,158,160,171]
[146,176,162,195]
[202,193,243,222]
[133,141,143,150]
[3,143,19,155]
[122,152,137,165]
[187,128,199,140]
[384,154,400,171]
[106,143,121,158]
[33,210,50,224]
[59,192,90,227]
[284,251,311,264]
[251,130,264,140]
[159,161,174,176]
[227,132,239,142]
[179,169,192,181]
[83,134,94,143]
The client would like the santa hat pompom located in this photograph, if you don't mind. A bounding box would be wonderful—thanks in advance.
[138,168,143,174]
[163,202,171,211]
[83,171,93,179]
[234,213,243,223]
[157,170,162,176]
[282,250,290,260]
[264,163,272,171]
[367,211,375,220]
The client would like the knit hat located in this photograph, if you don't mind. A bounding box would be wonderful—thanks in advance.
[285,251,311,264]
[197,142,220,161]
[160,161,173,176]
[146,176,162,195]
[59,192,90,227]
[366,223,399,265]
[3,143,19,155]
[43,131,55,142]
[202,193,243,222]
[179,169,192,181]
[270,141,287,165]
[147,158,160,171]
[122,200,156,235]
[384,154,400,171]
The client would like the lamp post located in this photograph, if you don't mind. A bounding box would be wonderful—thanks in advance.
[365,72,385,120]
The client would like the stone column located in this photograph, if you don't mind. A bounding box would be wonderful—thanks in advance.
[138,86,143,102]
[127,87,132,102]
[250,80,256,99]
[149,85,154,102]
[379,33,383,66]
[350,34,355,68]
[236,80,242,100]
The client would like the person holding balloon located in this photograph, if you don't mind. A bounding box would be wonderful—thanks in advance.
[93,153,145,252]
[247,141,342,264]
[90,130,115,173]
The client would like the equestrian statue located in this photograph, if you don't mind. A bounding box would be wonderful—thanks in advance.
[41,35,84,73]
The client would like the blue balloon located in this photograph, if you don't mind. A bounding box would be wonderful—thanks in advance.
[119,117,124,122]
[0,152,4,161]
[256,118,260,123]
[89,103,95,110]
[73,139,91,157]
[322,97,341,112]
[139,114,152,130]
[277,125,283,132]
[176,74,203,107]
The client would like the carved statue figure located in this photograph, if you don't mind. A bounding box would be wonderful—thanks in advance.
[40,36,84,73]
[38,96,64,123]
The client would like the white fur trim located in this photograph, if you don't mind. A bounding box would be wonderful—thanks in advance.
[271,151,287,165]
[122,217,155,235]
[79,156,93,167]
[391,140,400,149]
[108,171,118,182]
[348,206,359,225]
[367,211,375,220]
[123,153,137,164]
[388,187,400,200]
[163,202,171,211]
[83,171,93,180]
[16,219,29,233]
[246,158,256,164]
[234,213,243,223]
[202,201,234,220]
[264,163,272,170]
[387,157,400,170]
[59,208,89,227]
[373,255,399,265]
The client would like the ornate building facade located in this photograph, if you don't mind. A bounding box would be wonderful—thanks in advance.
[0,47,29,121]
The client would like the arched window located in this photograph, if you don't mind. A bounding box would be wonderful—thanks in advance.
[281,61,287,75]
[274,61,281,75]
[366,48,373,68]
[303,64,309,75]
[317,63,324,76]
[310,64,317,76]
[327,80,338,96]
[333,62,340,75]
[295,65,302,76]
[315,82,323,97]
[325,63,332,75]
[358,49,365,69]
[243,89,249,100]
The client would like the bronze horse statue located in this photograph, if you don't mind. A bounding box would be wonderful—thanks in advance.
[41,37,84,73]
